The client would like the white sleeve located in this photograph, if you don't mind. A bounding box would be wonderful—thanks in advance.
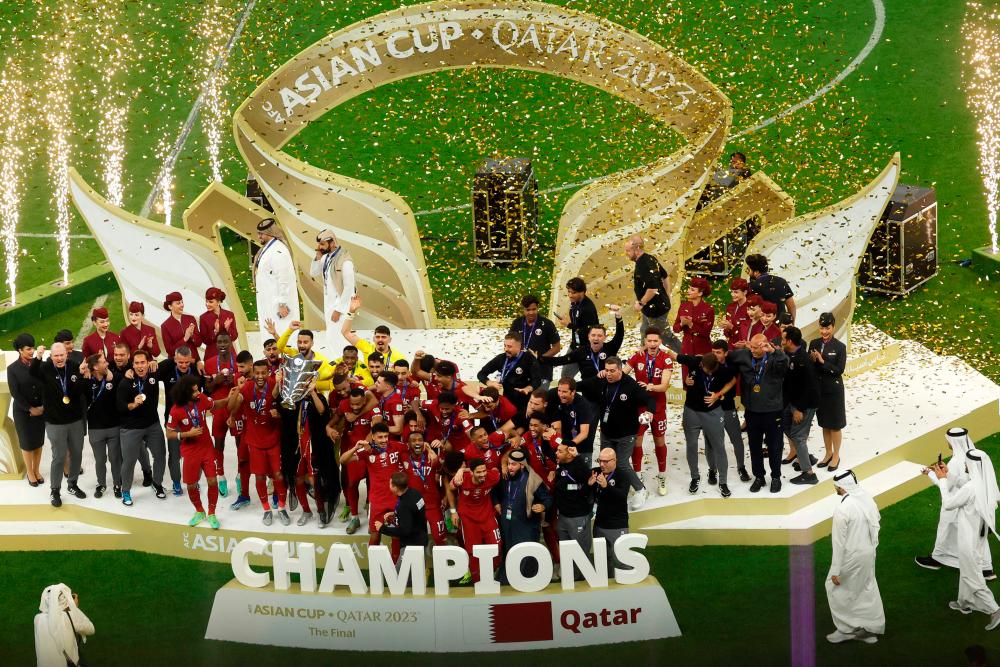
[309,257,323,278]
[936,476,975,511]
[69,607,95,638]
[334,259,356,314]
[829,504,849,577]
[275,246,294,305]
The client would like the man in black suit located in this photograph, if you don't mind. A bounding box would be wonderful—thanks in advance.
[376,471,428,557]
[781,327,821,484]
[552,277,599,380]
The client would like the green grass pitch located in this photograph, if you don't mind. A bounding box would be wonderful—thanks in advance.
[2,0,1000,663]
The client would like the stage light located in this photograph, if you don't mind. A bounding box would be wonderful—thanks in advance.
[963,2,1000,255]
[0,58,26,304]
[43,2,77,284]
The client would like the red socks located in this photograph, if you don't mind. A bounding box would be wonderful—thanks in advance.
[655,444,668,473]
[347,479,361,515]
[207,483,219,514]
[188,486,204,513]
[256,477,271,510]
[631,445,643,472]
[273,477,287,509]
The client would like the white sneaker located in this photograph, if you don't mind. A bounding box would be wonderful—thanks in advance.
[987,609,1000,631]
[630,487,649,510]
[826,630,854,644]
[656,474,667,496]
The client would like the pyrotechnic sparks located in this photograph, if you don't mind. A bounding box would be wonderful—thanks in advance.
[42,3,77,284]
[0,58,27,304]
[963,2,1000,255]
[154,136,175,226]
[94,3,133,207]
[195,2,235,182]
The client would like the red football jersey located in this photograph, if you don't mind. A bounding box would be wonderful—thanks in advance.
[337,399,381,447]
[167,394,214,450]
[454,467,501,523]
[361,439,407,510]
[403,450,442,506]
[397,379,422,403]
[477,396,517,433]
[377,390,407,428]
[519,433,556,487]
[422,400,473,449]
[627,350,673,414]
[205,353,240,402]
[463,432,508,471]
[239,379,280,449]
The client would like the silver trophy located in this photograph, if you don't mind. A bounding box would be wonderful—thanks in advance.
[279,354,323,408]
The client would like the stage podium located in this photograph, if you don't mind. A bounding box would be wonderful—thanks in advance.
[472,157,539,263]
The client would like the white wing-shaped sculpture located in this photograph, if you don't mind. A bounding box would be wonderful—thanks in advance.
[744,154,901,343]
[68,169,250,336]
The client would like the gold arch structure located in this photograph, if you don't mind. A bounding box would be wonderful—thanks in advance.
[233,0,738,327]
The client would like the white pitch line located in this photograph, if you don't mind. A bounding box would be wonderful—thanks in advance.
[139,0,258,218]
[730,0,885,138]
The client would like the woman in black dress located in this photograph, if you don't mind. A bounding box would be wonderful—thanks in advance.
[7,333,46,485]
[808,313,847,471]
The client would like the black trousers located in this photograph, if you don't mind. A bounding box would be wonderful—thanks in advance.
[745,409,783,480]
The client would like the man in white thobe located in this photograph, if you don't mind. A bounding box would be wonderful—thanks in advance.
[826,469,885,644]
[927,448,1000,631]
[253,218,299,334]
[34,583,94,667]
[309,229,355,357]
[917,427,995,579]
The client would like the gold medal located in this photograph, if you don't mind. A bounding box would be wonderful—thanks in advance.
[62,396,71,404]
[752,385,761,393]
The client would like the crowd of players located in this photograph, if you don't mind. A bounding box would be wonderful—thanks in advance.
[7,234,848,582]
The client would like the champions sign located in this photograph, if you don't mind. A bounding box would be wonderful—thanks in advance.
[206,535,681,651]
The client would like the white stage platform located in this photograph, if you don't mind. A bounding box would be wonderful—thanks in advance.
[0,323,997,559]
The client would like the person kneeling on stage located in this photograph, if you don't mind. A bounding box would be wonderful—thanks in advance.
[452,457,502,584]
[228,360,289,526]
[376,471,428,559]
[496,449,552,584]
[166,375,237,529]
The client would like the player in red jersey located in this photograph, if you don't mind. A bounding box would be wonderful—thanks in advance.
[336,387,382,533]
[625,326,674,495]
[262,338,282,376]
[204,333,240,497]
[422,392,473,452]
[373,371,406,436]
[411,354,480,404]
[228,360,289,526]
[468,386,518,435]
[340,422,406,546]
[393,359,422,404]
[165,375,235,529]
[227,351,255,510]
[452,458,502,583]
[401,431,446,545]
[463,426,509,471]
